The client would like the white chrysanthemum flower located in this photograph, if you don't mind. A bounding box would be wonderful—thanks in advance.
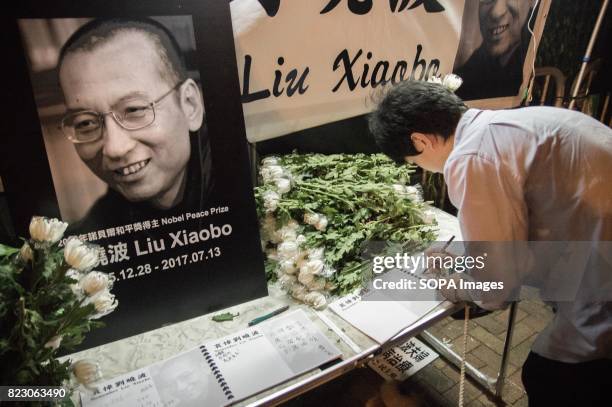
[263,190,280,213]
[443,73,463,92]
[279,259,297,275]
[261,165,284,183]
[291,283,308,302]
[306,277,326,291]
[285,219,299,231]
[29,216,68,244]
[277,225,297,242]
[304,291,327,310]
[392,184,406,195]
[303,212,321,225]
[44,335,63,350]
[307,247,325,260]
[301,259,325,276]
[79,271,112,296]
[278,241,299,260]
[260,215,277,242]
[315,216,328,231]
[427,75,443,84]
[86,289,118,319]
[19,243,33,262]
[261,156,279,167]
[72,359,101,385]
[296,234,306,245]
[276,178,291,194]
[405,185,422,202]
[321,265,337,278]
[278,274,297,288]
[325,281,337,292]
[265,248,278,261]
[298,269,315,286]
[63,237,99,272]
[422,209,436,225]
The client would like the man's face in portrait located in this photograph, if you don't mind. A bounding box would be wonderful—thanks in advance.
[160,359,208,404]
[59,30,204,209]
[478,0,533,62]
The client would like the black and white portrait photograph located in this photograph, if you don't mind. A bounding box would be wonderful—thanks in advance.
[453,0,537,100]
[151,349,227,407]
[6,2,267,351]
[18,16,212,231]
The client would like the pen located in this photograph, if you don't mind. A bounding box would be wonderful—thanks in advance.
[248,305,290,326]
[442,235,456,250]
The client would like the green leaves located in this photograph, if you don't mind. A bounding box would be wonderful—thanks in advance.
[257,153,437,295]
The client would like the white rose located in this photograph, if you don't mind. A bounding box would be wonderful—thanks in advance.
[86,289,118,319]
[427,75,442,84]
[263,190,280,213]
[304,292,327,310]
[44,335,63,350]
[291,283,308,302]
[443,73,463,92]
[279,259,297,274]
[19,243,33,262]
[79,271,111,296]
[315,216,328,231]
[29,216,68,244]
[275,178,291,194]
[422,209,436,225]
[301,259,325,276]
[72,359,101,385]
[278,241,299,260]
[303,212,321,225]
[63,237,99,271]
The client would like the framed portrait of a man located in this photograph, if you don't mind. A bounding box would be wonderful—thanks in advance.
[3,0,268,350]
[453,0,543,102]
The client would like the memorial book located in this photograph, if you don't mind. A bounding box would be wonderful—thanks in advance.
[81,309,341,406]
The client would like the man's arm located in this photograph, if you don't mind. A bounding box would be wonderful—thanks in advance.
[442,153,528,309]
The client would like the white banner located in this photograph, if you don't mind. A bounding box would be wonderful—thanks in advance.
[231,0,549,142]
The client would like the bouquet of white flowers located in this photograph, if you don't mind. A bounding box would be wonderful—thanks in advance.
[0,217,117,401]
[255,153,437,309]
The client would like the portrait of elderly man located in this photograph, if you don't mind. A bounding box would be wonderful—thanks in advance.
[453,0,537,100]
[57,18,213,232]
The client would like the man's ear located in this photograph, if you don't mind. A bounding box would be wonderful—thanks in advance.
[178,78,205,132]
[410,132,434,152]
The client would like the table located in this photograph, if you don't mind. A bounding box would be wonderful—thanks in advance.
[66,207,505,406]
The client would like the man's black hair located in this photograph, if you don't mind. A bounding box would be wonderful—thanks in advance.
[368,80,467,164]
[58,18,187,86]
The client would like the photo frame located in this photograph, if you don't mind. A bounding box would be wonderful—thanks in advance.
[3,0,268,350]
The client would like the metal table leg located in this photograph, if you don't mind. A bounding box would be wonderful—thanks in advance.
[419,302,519,402]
